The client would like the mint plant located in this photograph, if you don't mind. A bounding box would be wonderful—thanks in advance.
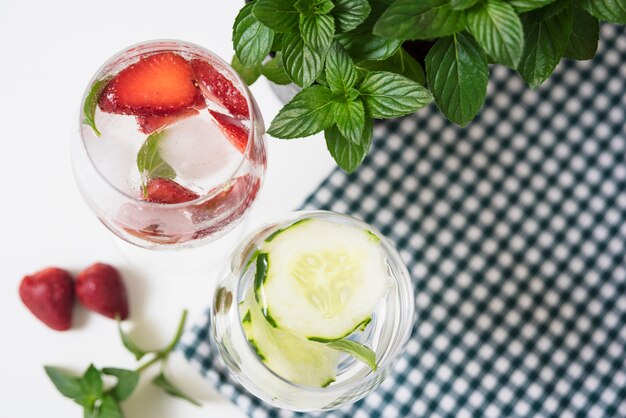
[232,0,626,172]
[44,311,199,418]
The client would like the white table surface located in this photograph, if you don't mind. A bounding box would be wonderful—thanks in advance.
[0,1,336,417]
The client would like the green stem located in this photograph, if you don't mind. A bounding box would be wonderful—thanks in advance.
[159,309,188,356]
[135,354,162,374]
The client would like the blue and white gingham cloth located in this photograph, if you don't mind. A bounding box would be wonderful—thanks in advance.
[180,24,626,417]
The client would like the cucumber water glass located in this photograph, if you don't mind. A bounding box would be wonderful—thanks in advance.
[212,211,415,411]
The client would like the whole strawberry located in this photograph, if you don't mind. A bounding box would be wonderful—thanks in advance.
[76,263,129,320]
[19,267,74,331]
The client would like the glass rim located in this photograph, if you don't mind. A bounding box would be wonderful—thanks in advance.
[77,38,259,209]
[228,210,415,395]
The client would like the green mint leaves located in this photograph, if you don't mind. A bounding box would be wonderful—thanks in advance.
[45,310,198,417]
[254,0,300,32]
[267,85,336,138]
[101,368,140,401]
[324,338,377,371]
[269,42,431,172]
[152,373,202,407]
[325,120,373,173]
[466,0,524,68]
[332,0,371,32]
[232,0,625,173]
[518,6,573,88]
[82,78,109,137]
[45,365,135,417]
[136,130,176,191]
[426,32,488,126]
[374,0,467,40]
[359,71,433,119]
[580,0,626,24]
[233,2,275,67]
[282,32,326,87]
[563,7,599,60]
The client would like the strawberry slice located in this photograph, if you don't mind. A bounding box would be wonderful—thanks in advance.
[136,108,199,134]
[209,110,249,153]
[99,52,200,116]
[136,92,206,134]
[144,178,199,204]
[192,59,250,119]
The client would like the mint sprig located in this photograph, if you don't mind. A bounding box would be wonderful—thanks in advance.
[231,0,626,173]
[44,310,198,417]
[82,78,110,137]
[136,130,176,192]
[323,338,377,371]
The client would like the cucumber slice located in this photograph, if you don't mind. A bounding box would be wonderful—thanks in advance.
[257,218,391,341]
[240,285,340,387]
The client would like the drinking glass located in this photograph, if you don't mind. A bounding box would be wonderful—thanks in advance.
[212,211,415,411]
[72,40,266,252]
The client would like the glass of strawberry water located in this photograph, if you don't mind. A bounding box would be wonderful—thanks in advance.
[72,40,266,252]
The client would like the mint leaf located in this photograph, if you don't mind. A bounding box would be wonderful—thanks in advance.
[233,2,275,67]
[425,32,488,126]
[101,368,140,401]
[580,0,626,23]
[282,32,325,87]
[508,0,555,12]
[324,339,377,371]
[83,78,109,137]
[332,0,371,32]
[333,98,365,143]
[563,7,599,60]
[267,85,335,138]
[295,0,335,15]
[271,33,284,51]
[517,7,573,87]
[450,0,479,10]
[467,0,524,68]
[356,48,425,85]
[337,0,401,61]
[231,55,262,86]
[77,365,103,409]
[136,131,176,188]
[299,13,335,54]
[253,0,300,32]
[325,119,373,172]
[118,319,149,361]
[44,366,85,400]
[358,71,433,119]
[98,395,124,418]
[373,0,467,40]
[261,53,292,85]
[152,373,201,407]
[325,43,358,94]
[84,406,98,418]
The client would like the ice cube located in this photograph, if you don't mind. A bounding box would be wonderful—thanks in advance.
[159,115,241,189]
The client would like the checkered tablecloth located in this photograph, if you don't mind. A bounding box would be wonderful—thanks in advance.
[180,24,626,417]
